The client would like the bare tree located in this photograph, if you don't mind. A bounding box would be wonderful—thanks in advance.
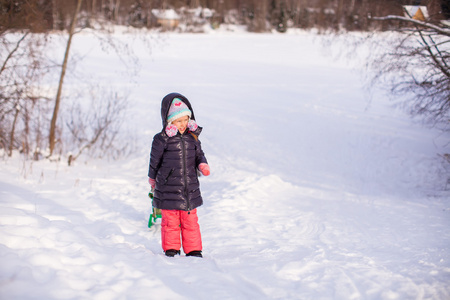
[49,0,83,156]
[370,12,450,128]
[1,0,146,162]
[65,89,130,165]
[0,0,52,158]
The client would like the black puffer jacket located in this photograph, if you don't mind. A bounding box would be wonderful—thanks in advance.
[148,93,208,211]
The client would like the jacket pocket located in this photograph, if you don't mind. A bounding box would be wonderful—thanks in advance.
[164,168,175,184]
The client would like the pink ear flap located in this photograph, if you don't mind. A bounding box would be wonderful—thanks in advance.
[165,124,178,137]
[188,119,198,132]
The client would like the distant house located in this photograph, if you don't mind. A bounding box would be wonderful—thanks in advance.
[152,9,180,30]
[402,6,429,21]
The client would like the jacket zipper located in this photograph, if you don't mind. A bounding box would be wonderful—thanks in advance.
[180,134,190,210]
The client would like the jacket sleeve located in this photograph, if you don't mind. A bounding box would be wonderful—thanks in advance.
[148,134,166,179]
[195,138,208,167]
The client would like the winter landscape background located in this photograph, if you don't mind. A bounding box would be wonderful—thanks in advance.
[1,28,450,299]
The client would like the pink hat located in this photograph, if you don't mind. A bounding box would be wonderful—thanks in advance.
[167,98,192,124]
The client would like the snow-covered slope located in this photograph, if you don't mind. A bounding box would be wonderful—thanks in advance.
[1,31,449,299]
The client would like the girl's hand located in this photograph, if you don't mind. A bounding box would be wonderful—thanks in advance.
[188,119,198,132]
[148,178,156,189]
[198,163,210,176]
[165,124,178,137]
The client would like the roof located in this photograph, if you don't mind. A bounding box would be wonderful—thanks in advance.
[403,6,429,21]
[151,9,180,20]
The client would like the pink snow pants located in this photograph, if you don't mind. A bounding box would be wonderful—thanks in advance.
[161,209,202,254]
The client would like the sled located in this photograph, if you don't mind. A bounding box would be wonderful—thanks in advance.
[148,189,162,228]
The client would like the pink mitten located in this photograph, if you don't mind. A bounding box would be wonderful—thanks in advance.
[188,119,198,132]
[148,178,156,189]
[165,124,178,137]
[198,163,210,176]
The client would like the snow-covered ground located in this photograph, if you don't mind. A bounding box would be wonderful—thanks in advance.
[1,30,449,299]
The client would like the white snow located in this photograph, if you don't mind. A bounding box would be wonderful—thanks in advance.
[1,30,449,299]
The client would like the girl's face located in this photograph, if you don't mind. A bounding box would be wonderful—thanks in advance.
[172,116,189,134]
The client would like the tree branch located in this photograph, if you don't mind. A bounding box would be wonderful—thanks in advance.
[0,33,29,75]
[371,15,450,37]
[417,30,450,79]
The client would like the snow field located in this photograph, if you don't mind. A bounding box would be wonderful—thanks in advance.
[1,31,449,299]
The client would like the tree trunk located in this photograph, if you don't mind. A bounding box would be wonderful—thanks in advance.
[8,106,20,157]
[114,0,120,22]
[49,0,83,156]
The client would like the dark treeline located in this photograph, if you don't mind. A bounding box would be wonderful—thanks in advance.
[1,0,449,33]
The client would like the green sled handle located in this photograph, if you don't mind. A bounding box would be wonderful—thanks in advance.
[148,189,162,228]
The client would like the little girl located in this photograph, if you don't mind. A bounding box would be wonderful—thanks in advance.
[148,93,210,258]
